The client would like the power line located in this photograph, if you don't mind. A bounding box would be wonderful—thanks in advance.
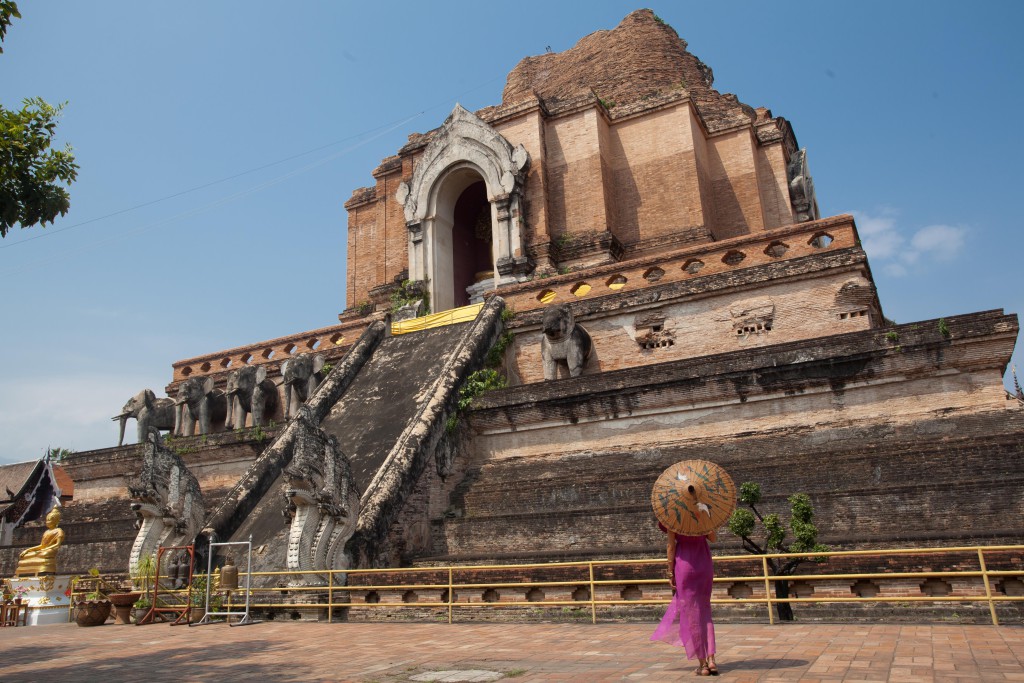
[0,115,420,279]
[1,73,506,252]
[0,112,424,251]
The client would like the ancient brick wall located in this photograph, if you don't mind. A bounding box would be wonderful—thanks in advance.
[508,259,876,383]
[339,10,804,308]
[493,109,550,260]
[0,433,272,576]
[423,409,1024,565]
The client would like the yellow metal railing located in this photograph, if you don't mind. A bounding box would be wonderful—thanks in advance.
[391,303,484,335]
[85,545,1024,626]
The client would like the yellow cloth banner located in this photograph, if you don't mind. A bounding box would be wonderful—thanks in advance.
[391,302,484,335]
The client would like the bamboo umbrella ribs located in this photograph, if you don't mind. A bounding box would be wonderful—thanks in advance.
[651,460,737,536]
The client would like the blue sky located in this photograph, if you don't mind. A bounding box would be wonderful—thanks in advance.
[2,2,1022,464]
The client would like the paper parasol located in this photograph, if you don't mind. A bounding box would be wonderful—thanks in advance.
[651,459,737,536]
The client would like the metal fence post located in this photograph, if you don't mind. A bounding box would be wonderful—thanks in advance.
[328,569,334,624]
[977,548,999,626]
[761,556,774,625]
[448,567,454,625]
[589,562,597,624]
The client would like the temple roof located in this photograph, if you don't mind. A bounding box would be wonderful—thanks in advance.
[0,459,72,525]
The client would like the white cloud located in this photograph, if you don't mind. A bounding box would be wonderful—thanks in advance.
[909,224,967,261]
[0,372,156,464]
[852,209,968,277]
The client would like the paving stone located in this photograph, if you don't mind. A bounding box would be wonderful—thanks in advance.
[0,621,1021,681]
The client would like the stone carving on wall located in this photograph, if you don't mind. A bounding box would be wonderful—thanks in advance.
[114,389,176,447]
[281,353,326,420]
[396,104,533,310]
[127,428,205,573]
[174,377,227,436]
[787,148,819,223]
[634,312,675,350]
[282,406,359,581]
[541,304,593,379]
[224,366,279,430]
[722,297,776,337]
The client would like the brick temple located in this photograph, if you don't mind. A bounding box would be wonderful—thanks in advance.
[3,12,1021,618]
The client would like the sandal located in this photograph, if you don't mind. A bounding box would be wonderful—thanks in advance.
[707,661,719,676]
[695,662,711,676]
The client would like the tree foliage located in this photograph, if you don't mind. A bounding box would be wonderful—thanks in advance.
[726,482,829,620]
[0,2,79,238]
[45,446,74,462]
[0,1,21,52]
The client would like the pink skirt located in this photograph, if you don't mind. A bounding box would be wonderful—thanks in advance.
[650,533,716,660]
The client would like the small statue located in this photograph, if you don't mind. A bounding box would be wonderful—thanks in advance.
[14,507,66,576]
[540,304,593,380]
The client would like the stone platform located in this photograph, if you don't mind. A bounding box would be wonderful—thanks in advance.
[0,620,1021,682]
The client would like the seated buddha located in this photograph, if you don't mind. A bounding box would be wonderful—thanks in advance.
[14,507,66,576]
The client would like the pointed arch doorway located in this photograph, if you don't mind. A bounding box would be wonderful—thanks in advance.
[427,166,495,311]
[397,104,534,314]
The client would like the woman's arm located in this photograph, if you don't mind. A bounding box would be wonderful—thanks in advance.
[707,529,717,543]
[666,533,677,590]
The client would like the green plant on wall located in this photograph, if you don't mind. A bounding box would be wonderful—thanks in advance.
[446,368,507,434]
[390,279,430,315]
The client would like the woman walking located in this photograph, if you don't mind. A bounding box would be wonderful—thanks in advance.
[649,460,735,677]
[650,523,718,675]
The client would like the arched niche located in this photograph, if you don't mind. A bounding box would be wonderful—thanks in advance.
[397,104,533,312]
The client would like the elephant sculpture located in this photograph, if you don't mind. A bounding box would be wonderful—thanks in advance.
[224,365,279,430]
[114,389,176,446]
[174,377,227,436]
[540,303,593,380]
[280,353,326,420]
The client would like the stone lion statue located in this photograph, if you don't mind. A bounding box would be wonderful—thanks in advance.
[540,303,593,380]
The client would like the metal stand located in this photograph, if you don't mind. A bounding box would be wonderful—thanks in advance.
[137,544,194,626]
[190,535,256,627]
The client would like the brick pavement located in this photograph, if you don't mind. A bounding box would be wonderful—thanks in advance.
[0,621,1021,682]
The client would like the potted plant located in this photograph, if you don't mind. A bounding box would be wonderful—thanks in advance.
[132,595,152,624]
[188,575,224,622]
[131,555,156,595]
[73,570,112,627]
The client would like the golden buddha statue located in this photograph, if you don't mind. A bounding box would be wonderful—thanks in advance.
[14,507,66,576]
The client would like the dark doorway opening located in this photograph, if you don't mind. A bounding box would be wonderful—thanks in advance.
[451,181,492,308]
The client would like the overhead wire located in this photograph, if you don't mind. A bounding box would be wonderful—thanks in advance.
[0,71,505,253]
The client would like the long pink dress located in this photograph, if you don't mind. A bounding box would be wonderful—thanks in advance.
[650,528,716,660]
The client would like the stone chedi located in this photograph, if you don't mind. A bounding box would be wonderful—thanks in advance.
[3,11,1020,600]
[14,507,64,576]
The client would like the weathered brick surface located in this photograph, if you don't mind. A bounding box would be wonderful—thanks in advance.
[340,10,804,307]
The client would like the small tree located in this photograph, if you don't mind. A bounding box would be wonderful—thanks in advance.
[726,482,829,621]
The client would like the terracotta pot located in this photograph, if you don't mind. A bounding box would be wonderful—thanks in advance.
[74,600,112,627]
[107,592,141,625]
